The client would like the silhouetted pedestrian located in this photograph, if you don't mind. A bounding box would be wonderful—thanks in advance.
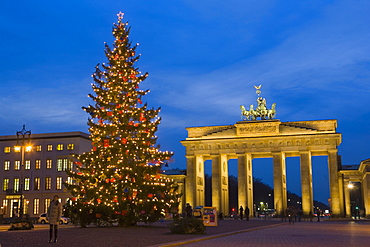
[185,203,193,218]
[245,207,250,221]
[239,206,244,220]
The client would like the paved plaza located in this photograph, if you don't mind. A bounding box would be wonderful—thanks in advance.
[0,219,369,247]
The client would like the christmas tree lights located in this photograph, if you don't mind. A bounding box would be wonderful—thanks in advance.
[65,12,180,226]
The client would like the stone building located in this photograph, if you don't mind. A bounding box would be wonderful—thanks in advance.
[0,131,91,219]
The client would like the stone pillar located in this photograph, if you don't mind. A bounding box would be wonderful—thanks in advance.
[328,150,343,216]
[363,174,370,218]
[238,153,253,217]
[195,155,205,207]
[185,156,196,208]
[211,155,221,212]
[273,152,287,216]
[220,154,229,215]
[300,151,313,216]
[344,180,351,218]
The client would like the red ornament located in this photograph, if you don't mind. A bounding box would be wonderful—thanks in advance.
[110,178,116,183]
[105,178,110,183]
[121,138,127,144]
[104,139,109,147]
[147,193,153,198]
[138,99,142,104]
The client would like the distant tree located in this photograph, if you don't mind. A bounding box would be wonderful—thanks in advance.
[65,12,180,227]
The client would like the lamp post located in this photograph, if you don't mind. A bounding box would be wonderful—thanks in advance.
[14,125,31,219]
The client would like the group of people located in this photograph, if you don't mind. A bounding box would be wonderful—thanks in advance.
[237,206,250,220]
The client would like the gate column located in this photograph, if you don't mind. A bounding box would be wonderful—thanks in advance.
[211,155,221,213]
[328,150,343,216]
[185,156,196,207]
[300,151,313,215]
[273,152,287,216]
[195,155,205,207]
[238,153,253,217]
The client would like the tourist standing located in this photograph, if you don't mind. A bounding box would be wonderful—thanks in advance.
[47,195,62,243]
[245,207,250,221]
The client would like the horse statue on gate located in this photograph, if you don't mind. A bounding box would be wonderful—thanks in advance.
[239,85,277,121]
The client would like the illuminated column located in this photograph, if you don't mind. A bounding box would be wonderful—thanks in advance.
[185,156,196,208]
[363,174,370,218]
[328,150,343,216]
[238,153,253,217]
[273,152,287,216]
[344,181,351,217]
[300,151,313,215]
[220,154,229,215]
[211,155,221,212]
[195,155,205,207]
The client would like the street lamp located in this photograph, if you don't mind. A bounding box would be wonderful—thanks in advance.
[14,125,32,219]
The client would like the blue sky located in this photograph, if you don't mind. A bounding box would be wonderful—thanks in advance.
[1,0,369,204]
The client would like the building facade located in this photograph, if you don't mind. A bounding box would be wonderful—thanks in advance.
[0,131,91,219]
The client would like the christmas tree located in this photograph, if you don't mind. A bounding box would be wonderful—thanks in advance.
[65,12,180,227]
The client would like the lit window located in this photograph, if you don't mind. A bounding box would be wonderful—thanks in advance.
[45,198,50,212]
[4,161,10,171]
[25,160,31,170]
[24,178,30,191]
[67,144,74,150]
[36,145,42,152]
[47,145,52,151]
[3,178,9,191]
[56,177,63,190]
[45,177,51,190]
[46,159,52,169]
[4,147,11,153]
[57,159,72,171]
[14,178,20,192]
[33,199,39,215]
[14,161,20,170]
[67,177,74,185]
[34,178,40,190]
[2,200,8,215]
[35,160,41,169]
[57,144,64,151]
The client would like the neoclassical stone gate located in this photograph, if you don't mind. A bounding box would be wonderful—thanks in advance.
[180,119,343,217]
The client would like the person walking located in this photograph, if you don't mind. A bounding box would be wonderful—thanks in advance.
[47,195,62,243]
[245,207,250,221]
[185,203,193,218]
[239,206,244,220]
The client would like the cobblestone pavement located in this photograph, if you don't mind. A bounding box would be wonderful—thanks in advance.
[158,220,370,247]
[0,219,281,247]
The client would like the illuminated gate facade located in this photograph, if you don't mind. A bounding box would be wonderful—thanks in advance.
[180,119,343,217]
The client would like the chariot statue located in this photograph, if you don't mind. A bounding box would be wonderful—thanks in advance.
[240,85,276,120]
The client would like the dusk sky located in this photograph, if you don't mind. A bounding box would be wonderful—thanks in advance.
[1,1,369,204]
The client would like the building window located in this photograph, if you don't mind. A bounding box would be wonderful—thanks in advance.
[57,159,72,172]
[46,159,52,169]
[4,161,10,171]
[4,147,11,153]
[45,177,51,190]
[47,145,53,151]
[14,178,20,192]
[57,144,64,151]
[34,177,40,190]
[67,144,74,150]
[2,200,8,215]
[14,160,20,170]
[3,178,9,191]
[45,198,50,213]
[35,160,41,169]
[33,199,39,215]
[36,145,42,152]
[56,177,63,190]
[24,178,30,191]
[25,160,31,170]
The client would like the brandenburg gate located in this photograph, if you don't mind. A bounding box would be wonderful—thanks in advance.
[180,86,343,217]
